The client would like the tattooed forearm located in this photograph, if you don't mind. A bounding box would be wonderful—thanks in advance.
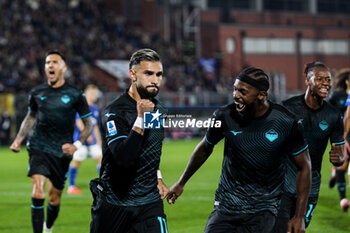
[78,116,93,143]
[16,112,36,143]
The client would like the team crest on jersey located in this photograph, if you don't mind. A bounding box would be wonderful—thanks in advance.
[107,120,117,136]
[265,129,279,142]
[319,121,328,131]
[61,94,71,104]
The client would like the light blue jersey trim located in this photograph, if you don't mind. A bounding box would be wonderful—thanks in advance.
[28,106,36,113]
[292,145,308,156]
[205,135,213,145]
[80,112,92,119]
[108,136,127,145]
[333,141,345,145]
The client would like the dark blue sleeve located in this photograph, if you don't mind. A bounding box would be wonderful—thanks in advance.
[101,112,144,168]
[205,109,224,145]
[331,112,345,145]
[28,90,37,113]
[288,120,308,156]
[75,91,91,119]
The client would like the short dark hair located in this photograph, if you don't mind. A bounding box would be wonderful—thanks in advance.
[238,67,270,91]
[304,61,328,78]
[45,49,66,62]
[129,48,161,69]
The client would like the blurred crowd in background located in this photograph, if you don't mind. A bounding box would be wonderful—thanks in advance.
[0,0,226,95]
[0,0,231,145]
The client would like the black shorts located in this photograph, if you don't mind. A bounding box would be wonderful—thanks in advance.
[204,209,275,233]
[28,149,72,190]
[90,179,168,233]
[272,193,318,233]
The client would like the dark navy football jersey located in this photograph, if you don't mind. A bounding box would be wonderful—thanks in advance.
[27,82,91,158]
[329,90,347,114]
[205,102,307,215]
[98,92,167,206]
[282,94,344,197]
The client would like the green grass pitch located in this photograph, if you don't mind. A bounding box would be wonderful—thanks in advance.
[0,139,349,232]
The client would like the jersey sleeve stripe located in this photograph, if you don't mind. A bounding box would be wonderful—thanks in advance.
[205,135,213,145]
[332,141,345,145]
[291,145,309,156]
[108,135,128,145]
[80,112,92,118]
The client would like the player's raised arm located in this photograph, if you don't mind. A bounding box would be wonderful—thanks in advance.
[10,111,36,152]
[105,99,154,168]
[167,138,214,204]
[288,149,311,233]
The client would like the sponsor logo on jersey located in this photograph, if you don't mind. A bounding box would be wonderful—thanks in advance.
[105,113,116,118]
[61,94,71,104]
[107,120,117,136]
[319,121,328,131]
[39,96,47,101]
[230,130,242,136]
[265,129,279,142]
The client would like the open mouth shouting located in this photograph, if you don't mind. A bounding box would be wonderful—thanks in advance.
[234,100,246,113]
[48,70,55,78]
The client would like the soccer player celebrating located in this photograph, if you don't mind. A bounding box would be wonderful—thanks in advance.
[10,50,92,233]
[328,68,350,211]
[273,61,345,232]
[167,67,311,233]
[89,48,169,233]
[68,84,102,195]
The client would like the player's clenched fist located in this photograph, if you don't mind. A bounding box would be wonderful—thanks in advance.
[329,143,345,166]
[137,99,154,117]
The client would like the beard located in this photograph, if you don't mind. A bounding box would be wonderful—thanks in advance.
[136,84,159,99]
[234,101,257,125]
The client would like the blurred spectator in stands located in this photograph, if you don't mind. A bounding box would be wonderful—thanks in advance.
[0,108,11,146]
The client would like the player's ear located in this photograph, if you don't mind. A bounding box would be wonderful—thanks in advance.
[258,91,267,100]
[129,69,137,82]
[305,77,310,86]
[62,64,67,73]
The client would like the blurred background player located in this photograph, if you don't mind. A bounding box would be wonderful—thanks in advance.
[168,67,311,233]
[328,68,350,211]
[9,50,92,233]
[67,84,102,195]
[273,61,345,233]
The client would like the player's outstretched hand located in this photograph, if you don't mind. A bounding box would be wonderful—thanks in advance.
[157,179,170,200]
[329,143,345,166]
[167,182,184,204]
[287,216,305,233]
[62,143,78,156]
[137,99,154,117]
[10,140,21,152]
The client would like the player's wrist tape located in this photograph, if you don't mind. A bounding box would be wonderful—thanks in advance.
[73,140,83,149]
[157,170,162,179]
[134,117,144,129]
